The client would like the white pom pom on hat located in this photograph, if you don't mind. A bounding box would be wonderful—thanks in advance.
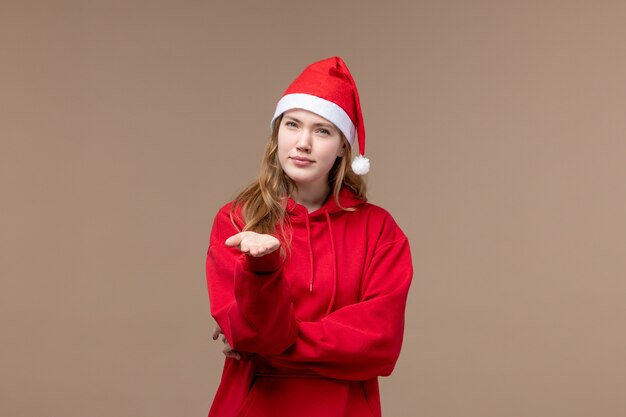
[351,154,370,175]
[270,56,370,175]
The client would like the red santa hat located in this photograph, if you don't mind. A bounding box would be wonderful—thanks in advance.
[270,56,370,175]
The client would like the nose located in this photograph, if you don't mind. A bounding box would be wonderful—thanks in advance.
[295,129,312,153]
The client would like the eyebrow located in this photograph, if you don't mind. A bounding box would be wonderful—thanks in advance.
[284,116,335,129]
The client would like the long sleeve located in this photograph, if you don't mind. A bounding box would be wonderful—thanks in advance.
[262,236,413,381]
[205,205,298,355]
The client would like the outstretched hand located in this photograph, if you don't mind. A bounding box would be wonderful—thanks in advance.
[225,231,280,257]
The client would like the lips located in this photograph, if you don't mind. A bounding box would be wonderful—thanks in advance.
[289,156,315,167]
[290,156,314,162]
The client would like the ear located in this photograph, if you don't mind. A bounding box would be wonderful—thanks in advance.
[337,145,346,157]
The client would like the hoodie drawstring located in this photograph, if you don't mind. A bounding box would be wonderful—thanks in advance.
[324,210,338,315]
[305,214,314,292]
[302,208,339,314]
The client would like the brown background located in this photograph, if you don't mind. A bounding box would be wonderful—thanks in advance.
[2,1,626,416]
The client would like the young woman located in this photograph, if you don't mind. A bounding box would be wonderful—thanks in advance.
[205,57,413,417]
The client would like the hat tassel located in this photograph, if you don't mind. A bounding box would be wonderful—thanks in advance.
[351,154,370,175]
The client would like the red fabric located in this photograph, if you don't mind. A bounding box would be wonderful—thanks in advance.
[283,57,358,126]
[205,187,413,417]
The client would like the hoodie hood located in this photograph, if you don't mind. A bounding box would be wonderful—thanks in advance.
[285,186,366,221]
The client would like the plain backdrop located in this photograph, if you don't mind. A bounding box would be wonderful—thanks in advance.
[2,1,626,416]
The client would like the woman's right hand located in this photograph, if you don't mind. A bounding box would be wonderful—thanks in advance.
[225,231,280,257]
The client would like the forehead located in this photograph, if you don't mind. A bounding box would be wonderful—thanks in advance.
[283,108,334,126]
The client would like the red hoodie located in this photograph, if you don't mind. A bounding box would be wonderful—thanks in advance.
[205,186,413,417]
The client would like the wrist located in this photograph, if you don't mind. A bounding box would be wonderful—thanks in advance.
[244,248,282,273]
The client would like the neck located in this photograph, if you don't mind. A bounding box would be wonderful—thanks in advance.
[292,182,331,213]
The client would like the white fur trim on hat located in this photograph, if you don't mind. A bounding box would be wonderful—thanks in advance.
[270,93,356,145]
[351,155,370,175]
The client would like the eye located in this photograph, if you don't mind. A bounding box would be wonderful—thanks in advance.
[317,128,331,135]
[285,121,297,128]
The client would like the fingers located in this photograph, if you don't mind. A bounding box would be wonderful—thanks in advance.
[211,325,222,340]
[211,328,241,360]
[246,244,277,257]
[225,232,280,257]
[222,341,241,361]
[225,233,243,247]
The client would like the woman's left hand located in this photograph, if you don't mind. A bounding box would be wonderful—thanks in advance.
[212,325,241,360]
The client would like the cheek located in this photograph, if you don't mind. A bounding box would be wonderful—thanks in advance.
[276,134,293,169]
[321,141,342,162]
[277,129,294,151]
[277,140,289,162]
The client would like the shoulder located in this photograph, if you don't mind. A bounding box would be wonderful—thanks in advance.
[209,200,244,241]
[211,200,233,223]
[350,201,408,247]
[214,200,235,216]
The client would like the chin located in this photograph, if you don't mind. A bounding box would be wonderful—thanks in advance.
[283,170,315,185]
[287,174,315,185]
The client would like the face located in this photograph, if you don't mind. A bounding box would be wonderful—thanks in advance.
[277,109,345,191]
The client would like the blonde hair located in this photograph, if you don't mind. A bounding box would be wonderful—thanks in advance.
[230,114,367,242]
